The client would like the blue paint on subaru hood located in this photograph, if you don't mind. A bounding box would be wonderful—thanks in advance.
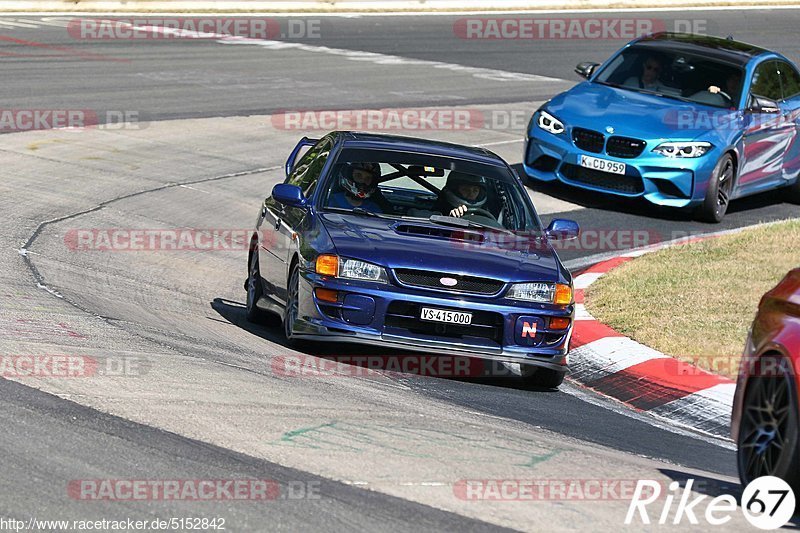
[321,213,563,284]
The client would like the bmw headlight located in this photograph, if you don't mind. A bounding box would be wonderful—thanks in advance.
[652,142,713,158]
[338,257,388,283]
[507,282,572,304]
[536,110,565,135]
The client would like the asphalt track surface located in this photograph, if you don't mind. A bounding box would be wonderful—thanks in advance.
[0,9,799,532]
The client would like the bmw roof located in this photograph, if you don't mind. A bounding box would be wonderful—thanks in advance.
[338,131,506,167]
[633,32,770,66]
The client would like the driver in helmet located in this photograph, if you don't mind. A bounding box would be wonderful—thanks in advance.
[328,162,384,213]
[434,172,494,219]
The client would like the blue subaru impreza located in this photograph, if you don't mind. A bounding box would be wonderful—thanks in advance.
[246,132,579,388]
[524,32,800,222]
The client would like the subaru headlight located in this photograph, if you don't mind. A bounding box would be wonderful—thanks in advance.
[507,282,572,304]
[339,257,388,283]
[536,110,565,135]
[652,142,713,158]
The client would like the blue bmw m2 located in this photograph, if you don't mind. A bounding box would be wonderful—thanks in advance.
[524,32,800,222]
[246,132,579,388]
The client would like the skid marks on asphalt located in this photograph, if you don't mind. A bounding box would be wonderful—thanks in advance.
[0,315,87,340]
[271,420,564,467]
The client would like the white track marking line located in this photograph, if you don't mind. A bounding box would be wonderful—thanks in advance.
[0,19,41,27]
[179,184,211,194]
[561,382,735,449]
[123,22,566,84]
[475,139,522,147]
[571,336,669,375]
[23,17,72,27]
[574,303,593,321]
[687,382,737,404]
[573,272,603,289]
[216,37,565,83]
[648,383,737,438]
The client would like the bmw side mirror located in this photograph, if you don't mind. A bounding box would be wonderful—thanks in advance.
[575,62,600,79]
[272,184,307,208]
[748,95,780,114]
[545,219,579,240]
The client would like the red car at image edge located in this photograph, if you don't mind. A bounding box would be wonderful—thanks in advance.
[733,268,800,500]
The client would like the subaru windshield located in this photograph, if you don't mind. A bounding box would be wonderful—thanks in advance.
[319,149,541,233]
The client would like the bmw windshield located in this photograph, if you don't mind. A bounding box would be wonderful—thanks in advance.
[593,45,745,108]
[319,148,541,232]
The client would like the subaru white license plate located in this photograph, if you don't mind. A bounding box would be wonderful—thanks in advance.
[420,307,472,325]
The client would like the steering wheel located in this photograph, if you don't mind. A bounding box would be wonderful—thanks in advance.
[464,207,496,219]
[710,89,733,104]
[462,207,504,229]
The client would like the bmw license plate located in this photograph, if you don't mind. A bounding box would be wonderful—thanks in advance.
[579,155,626,175]
[420,307,472,325]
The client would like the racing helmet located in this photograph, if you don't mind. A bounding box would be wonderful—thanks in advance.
[443,171,487,209]
[339,162,381,199]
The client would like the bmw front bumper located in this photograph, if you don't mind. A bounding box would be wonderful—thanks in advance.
[523,125,720,208]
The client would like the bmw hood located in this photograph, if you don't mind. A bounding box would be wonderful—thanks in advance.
[320,213,568,284]
[543,82,738,142]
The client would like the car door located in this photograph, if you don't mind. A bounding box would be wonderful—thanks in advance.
[776,60,800,182]
[738,60,795,193]
[260,136,332,303]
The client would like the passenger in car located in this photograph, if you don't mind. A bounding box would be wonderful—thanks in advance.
[328,162,385,213]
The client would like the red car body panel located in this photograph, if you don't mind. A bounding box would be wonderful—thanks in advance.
[732,268,800,439]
